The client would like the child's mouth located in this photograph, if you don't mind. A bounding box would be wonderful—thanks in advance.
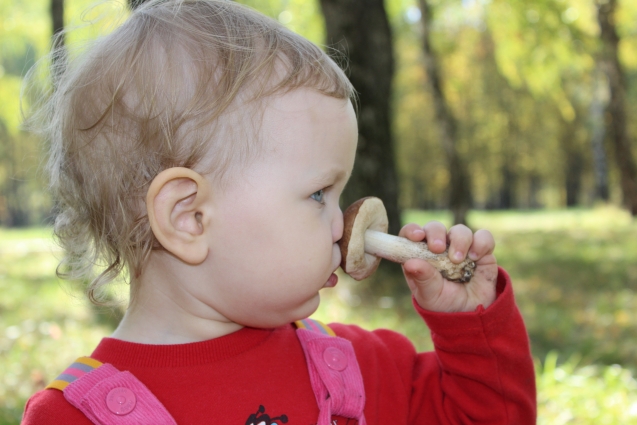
[323,273,338,288]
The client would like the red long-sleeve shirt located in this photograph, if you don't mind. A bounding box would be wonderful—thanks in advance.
[22,268,536,424]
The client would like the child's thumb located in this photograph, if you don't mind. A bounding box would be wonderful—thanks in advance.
[402,258,443,302]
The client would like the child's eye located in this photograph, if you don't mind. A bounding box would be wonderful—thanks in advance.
[310,189,325,204]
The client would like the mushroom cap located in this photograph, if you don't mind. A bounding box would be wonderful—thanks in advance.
[339,197,389,280]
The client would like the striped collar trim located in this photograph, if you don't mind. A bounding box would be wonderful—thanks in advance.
[46,356,103,391]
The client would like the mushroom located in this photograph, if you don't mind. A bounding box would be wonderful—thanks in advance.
[338,197,475,282]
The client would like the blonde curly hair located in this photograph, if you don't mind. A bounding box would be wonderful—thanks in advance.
[27,0,353,304]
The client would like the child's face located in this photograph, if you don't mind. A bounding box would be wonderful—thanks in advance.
[199,89,358,328]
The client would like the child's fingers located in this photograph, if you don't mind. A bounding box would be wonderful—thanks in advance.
[447,224,473,264]
[422,221,447,254]
[468,229,495,262]
[399,223,426,242]
[402,258,443,305]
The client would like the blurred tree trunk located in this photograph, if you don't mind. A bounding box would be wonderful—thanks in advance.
[128,0,149,9]
[528,173,542,209]
[319,0,401,235]
[478,31,519,210]
[50,0,66,86]
[499,162,517,209]
[0,122,29,226]
[589,68,610,201]
[499,94,522,209]
[495,93,519,210]
[596,0,637,215]
[561,116,584,207]
[51,0,64,45]
[45,0,66,226]
[418,0,471,225]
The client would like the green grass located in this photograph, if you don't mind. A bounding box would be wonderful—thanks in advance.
[2,206,637,424]
[401,205,637,367]
[536,352,637,424]
[0,228,113,424]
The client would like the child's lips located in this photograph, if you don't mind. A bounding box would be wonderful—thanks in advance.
[323,273,338,288]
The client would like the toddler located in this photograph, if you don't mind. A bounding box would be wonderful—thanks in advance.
[22,0,536,424]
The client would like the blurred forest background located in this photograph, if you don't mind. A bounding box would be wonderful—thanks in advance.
[2,0,637,423]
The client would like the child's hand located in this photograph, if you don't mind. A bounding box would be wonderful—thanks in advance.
[399,222,498,313]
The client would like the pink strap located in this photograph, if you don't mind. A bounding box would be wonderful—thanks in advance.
[63,363,177,425]
[296,328,366,425]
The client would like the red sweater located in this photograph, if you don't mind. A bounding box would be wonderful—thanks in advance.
[22,268,536,424]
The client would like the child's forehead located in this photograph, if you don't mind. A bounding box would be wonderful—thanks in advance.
[254,89,356,158]
[260,89,352,124]
[264,87,323,109]
[238,97,357,197]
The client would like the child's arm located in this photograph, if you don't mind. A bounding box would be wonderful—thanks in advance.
[399,222,535,423]
[399,222,498,313]
[332,268,536,424]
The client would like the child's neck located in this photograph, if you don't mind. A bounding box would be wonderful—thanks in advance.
[111,254,243,345]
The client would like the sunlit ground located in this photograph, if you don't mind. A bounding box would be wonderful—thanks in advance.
[2,206,637,424]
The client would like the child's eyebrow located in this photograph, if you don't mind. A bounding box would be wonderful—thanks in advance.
[310,168,348,187]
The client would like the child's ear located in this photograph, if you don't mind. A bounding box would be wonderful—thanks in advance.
[146,167,213,265]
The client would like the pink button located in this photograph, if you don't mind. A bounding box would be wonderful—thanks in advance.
[106,387,136,415]
[323,347,348,371]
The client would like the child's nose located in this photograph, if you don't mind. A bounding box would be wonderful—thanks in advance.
[332,207,344,243]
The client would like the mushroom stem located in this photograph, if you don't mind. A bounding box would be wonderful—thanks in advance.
[364,229,475,283]
[365,230,439,262]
